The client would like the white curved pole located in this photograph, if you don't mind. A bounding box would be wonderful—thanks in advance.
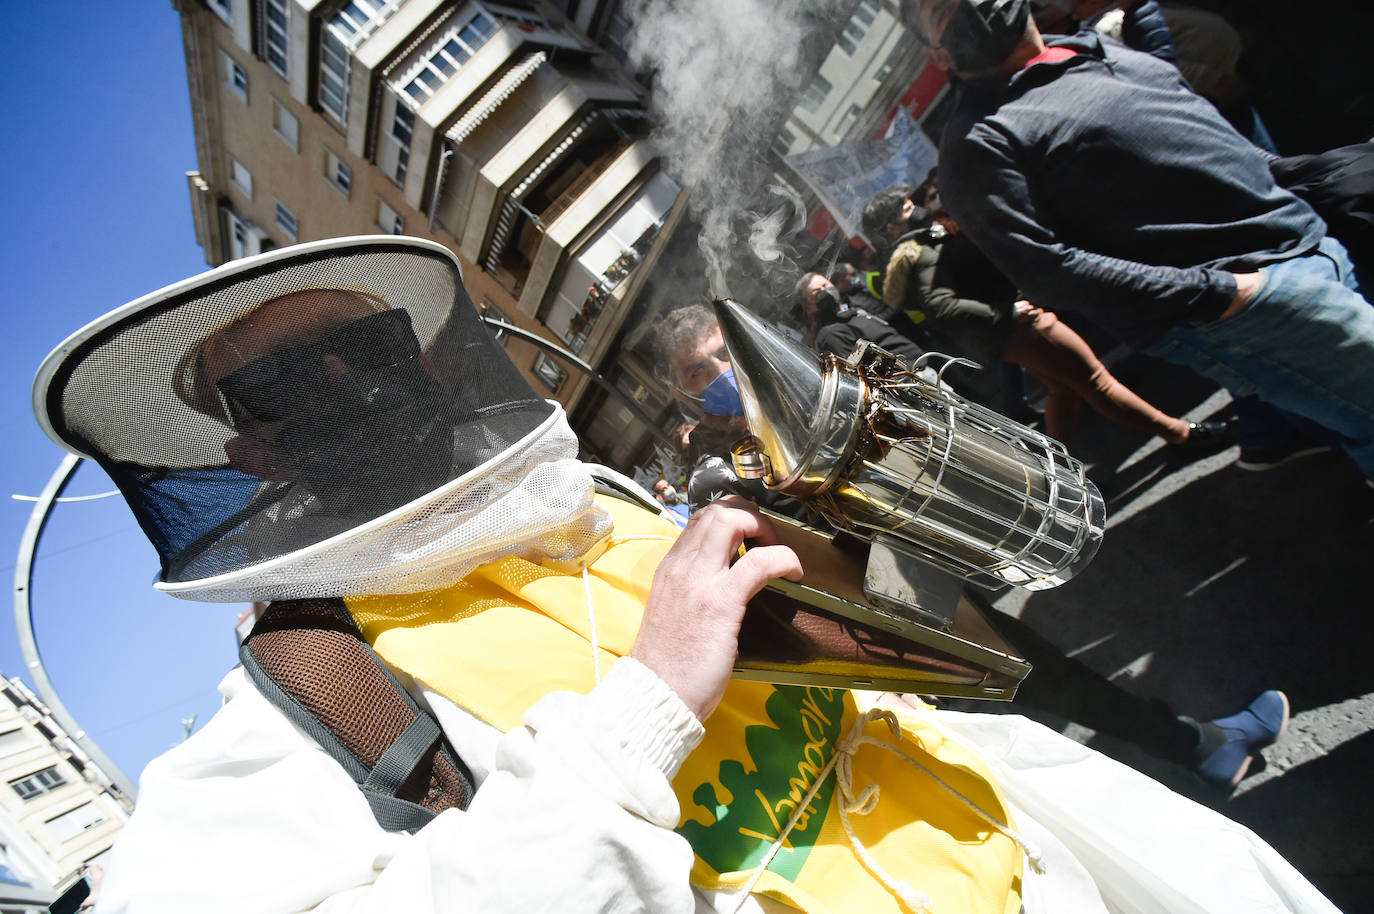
[12,455,137,804]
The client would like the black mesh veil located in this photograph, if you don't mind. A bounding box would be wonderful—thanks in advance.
[34,238,573,601]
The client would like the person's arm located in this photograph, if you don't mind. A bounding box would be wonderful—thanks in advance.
[99,663,706,914]
[1119,0,1178,63]
[925,243,1008,326]
[941,130,1238,340]
[98,501,801,914]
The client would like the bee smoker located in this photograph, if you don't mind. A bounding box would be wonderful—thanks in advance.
[714,298,1105,630]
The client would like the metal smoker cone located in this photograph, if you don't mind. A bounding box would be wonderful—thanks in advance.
[711,298,865,496]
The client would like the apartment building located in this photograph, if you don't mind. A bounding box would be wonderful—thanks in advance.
[773,0,936,159]
[0,677,129,898]
[175,0,687,468]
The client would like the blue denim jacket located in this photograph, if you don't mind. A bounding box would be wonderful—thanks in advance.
[939,31,1324,346]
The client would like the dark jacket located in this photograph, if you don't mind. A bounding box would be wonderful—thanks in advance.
[1270,143,1374,280]
[1117,0,1177,63]
[814,308,925,366]
[925,234,1020,368]
[881,230,1017,369]
[940,30,1325,347]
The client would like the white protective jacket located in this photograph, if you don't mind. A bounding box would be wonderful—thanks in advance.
[96,659,1337,914]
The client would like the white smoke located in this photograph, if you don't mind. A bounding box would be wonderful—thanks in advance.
[747,184,809,265]
[622,0,849,299]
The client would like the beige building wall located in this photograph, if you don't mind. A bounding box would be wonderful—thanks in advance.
[176,0,681,467]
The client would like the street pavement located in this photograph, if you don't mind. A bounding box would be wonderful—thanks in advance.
[947,352,1374,911]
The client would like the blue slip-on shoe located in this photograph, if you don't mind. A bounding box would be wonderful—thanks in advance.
[1192,690,1290,789]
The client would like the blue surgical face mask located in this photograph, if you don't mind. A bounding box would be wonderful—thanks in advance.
[700,368,744,416]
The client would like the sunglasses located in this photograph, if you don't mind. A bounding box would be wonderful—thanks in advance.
[216,308,422,424]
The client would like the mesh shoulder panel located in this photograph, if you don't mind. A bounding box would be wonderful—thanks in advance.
[240,598,474,832]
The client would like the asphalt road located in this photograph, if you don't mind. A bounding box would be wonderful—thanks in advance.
[950,351,1373,912]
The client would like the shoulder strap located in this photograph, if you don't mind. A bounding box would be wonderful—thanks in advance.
[588,468,662,513]
[239,598,475,833]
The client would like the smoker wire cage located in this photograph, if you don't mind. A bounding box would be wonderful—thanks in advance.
[717,298,1105,592]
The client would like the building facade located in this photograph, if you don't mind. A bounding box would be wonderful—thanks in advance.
[175,0,687,469]
[0,677,129,899]
[773,0,934,159]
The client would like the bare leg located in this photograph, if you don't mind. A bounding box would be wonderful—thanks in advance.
[1000,311,1191,445]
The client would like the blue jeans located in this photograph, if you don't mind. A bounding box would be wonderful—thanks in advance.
[1144,236,1374,478]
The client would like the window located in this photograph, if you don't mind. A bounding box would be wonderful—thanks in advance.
[208,0,233,25]
[532,354,567,392]
[320,30,350,123]
[0,729,30,758]
[377,199,404,234]
[400,11,498,103]
[230,158,253,198]
[320,0,401,124]
[221,49,248,102]
[272,100,298,150]
[391,103,415,185]
[854,0,878,27]
[326,150,351,196]
[330,0,395,37]
[264,0,290,78]
[10,767,66,801]
[799,74,832,113]
[228,210,250,260]
[837,18,866,55]
[275,199,298,240]
[46,803,106,843]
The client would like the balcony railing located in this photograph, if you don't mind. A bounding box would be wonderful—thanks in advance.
[539,136,634,227]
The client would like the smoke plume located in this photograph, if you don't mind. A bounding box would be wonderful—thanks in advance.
[622,0,850,302]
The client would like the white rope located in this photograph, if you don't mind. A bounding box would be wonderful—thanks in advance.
[581,565,602,684]
[727,706,1045,914]
[580,535,675,685]
[726,736,845,913]
[838,709,1046,878]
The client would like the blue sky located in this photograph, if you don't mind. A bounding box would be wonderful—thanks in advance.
[1,7,243,786]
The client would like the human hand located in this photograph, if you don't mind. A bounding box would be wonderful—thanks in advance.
[1013,300,1043,323]
[631,497,802,721]
[1220,271,1263,320]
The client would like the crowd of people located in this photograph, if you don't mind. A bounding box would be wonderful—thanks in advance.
[648,0,1373,886]
[37,1,1366,911]
[664,0,1374,487]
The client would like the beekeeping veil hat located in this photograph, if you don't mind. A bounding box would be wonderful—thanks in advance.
[33,236,610,603]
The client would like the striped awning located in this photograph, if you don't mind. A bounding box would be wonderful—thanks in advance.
[446,52,547,143]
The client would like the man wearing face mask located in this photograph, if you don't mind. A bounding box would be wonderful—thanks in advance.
[902,0,1374,483]
[657,303,816,515]
[658,303,751,469]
